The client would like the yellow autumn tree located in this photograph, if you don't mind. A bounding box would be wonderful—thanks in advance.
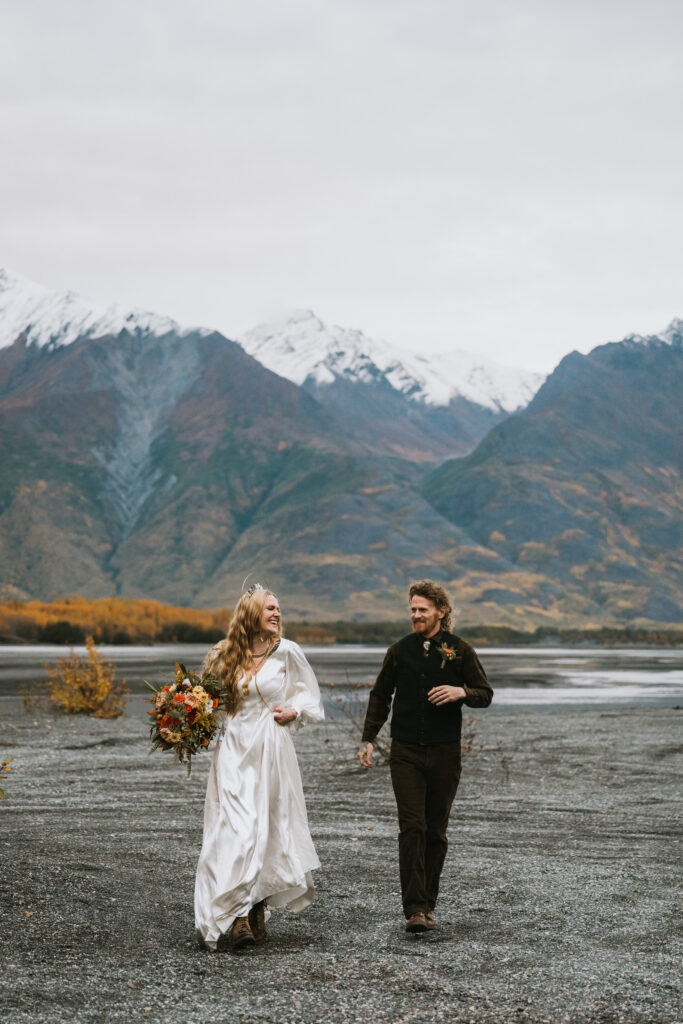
[0,597,232,644]
[45,636,129,718]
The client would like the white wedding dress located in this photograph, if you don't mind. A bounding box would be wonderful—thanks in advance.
[194,638,324,949]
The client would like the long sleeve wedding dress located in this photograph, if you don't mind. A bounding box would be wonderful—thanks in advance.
[194,639,324,949]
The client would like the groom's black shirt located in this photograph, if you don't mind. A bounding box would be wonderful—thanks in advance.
[361,630,493,747]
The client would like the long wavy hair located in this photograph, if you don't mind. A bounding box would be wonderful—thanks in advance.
[409,579,453,632]
[204,588,282,715]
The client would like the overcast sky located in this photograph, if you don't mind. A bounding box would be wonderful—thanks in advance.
[1,0,681,372]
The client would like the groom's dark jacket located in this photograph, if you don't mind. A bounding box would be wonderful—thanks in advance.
[361,630,493,747]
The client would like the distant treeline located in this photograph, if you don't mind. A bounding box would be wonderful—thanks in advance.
[456,624,683,648]
[287,621,683,647]
[0,598,680,647]
[0,598,232,645]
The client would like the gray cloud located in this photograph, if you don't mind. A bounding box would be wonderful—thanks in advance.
[1,0,681,371]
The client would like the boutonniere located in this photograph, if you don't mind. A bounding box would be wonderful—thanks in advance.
[437,642,457,670]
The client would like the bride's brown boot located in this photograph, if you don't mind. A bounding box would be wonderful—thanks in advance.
[230,916,255,950]
[248,900,267,943]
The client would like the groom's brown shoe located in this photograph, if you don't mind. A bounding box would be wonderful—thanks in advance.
[425,911,436,930]
[230,916,255,949]
[405,912,428,933]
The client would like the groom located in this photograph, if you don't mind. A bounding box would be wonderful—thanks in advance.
[358,579,493,932]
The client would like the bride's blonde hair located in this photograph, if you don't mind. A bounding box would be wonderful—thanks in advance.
[204,587,282,714]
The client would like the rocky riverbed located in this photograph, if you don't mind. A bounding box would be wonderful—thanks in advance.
[1,698,681,1024]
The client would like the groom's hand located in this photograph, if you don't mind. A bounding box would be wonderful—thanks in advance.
[357,742,373,768]
[428,685,466,705]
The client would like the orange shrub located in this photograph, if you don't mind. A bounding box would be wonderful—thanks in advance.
[0,759,11,800]
[46,636,129,718]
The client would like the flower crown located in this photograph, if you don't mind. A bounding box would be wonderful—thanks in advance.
[246,582,265,597]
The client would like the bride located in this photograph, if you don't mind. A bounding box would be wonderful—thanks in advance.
[194,583,324,951]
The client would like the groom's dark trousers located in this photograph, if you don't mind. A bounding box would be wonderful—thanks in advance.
[361,630,492,918]
[389,739,461,916]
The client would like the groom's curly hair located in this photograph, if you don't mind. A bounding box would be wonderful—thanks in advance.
[409,579,453,632]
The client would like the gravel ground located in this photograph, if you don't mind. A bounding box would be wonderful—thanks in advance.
[1,697,681,1024]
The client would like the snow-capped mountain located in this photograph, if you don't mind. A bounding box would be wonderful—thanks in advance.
[624,317,683,347]
[661,318,683,343]
[0,267,197,350]
[240,309,545,413]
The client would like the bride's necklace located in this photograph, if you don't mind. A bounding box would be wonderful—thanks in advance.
[250,638,273,661]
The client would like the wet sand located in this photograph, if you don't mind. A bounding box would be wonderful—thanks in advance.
[1,698,681,1023]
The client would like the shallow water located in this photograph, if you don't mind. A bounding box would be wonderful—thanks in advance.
[1,643,681,708]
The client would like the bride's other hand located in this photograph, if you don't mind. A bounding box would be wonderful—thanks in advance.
[273,705,298,725]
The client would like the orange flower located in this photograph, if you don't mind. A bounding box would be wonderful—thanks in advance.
[437,641,457,669]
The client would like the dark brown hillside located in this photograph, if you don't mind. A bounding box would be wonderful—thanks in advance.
[0,329,344,603]
[300,375,507,460]
[424,336,683,623]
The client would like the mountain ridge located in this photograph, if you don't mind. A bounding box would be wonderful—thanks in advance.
[0,267,680,625]
[0,268,197,351]
[239,307,543,413]
[0,267,545,462]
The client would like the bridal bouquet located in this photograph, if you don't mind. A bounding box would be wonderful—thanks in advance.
[147,663,224,774]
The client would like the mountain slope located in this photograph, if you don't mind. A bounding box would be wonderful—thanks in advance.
[423,329,683,624]
[0,327,340,604]
[0,321,510,616]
